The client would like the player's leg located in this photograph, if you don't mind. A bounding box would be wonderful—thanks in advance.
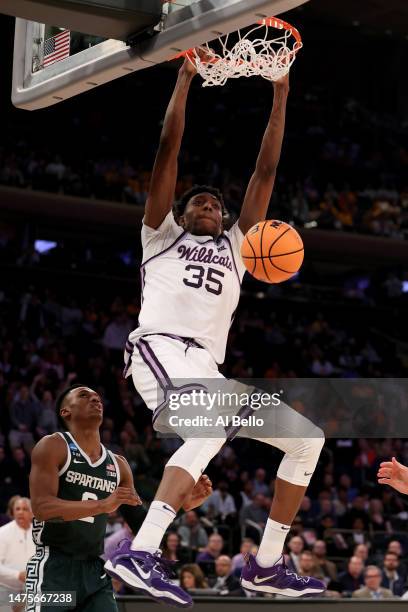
[240,402,326,597]
[25,546,81,612]
[79,584,117,612]
[106,439,224,608]
[79,558,118,612]
[106,337,225,607]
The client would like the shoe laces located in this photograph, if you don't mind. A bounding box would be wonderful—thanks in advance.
[281,559,310,583]
[285,569,310,583]
[152,555,177,582]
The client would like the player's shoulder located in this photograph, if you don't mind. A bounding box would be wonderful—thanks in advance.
[112,453,130,468]
[32,432,66,460]
[142,210,183,237]
[112,453,133,482]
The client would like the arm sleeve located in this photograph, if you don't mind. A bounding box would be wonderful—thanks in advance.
[141,211,183,263]
[224,222,247,280]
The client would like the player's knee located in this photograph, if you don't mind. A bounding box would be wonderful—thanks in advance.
[297,428,325,462]
[166,437,225,483]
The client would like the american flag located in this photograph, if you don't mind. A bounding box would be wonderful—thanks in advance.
[43,30,70,67]
[106,463,116,472]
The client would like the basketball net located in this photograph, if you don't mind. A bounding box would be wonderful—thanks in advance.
[182,18,302,87]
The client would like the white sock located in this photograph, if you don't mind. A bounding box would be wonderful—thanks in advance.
[131,501,176,553]
[256,518,291,568]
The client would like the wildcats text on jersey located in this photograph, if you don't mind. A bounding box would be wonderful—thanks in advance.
[177,244,233,271]
[65,470,116,493]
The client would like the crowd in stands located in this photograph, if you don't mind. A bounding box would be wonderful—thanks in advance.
[1,46,408,600]
[1,67,407,240]
[1,272,408,598]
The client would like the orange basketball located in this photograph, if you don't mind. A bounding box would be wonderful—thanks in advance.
[241,220,304,283]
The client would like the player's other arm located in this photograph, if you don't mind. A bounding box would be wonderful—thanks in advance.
[378,457,408,495]
[238,74,289,235]
[30,436,140,522]
[143,57,197,230]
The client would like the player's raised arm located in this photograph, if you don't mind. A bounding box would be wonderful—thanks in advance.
[30,436,140,522]
[144,55,198,230]
[238,74,289,235]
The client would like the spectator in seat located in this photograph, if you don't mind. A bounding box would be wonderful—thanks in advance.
[0,497,35,599]
[337,556,364,596]
[313,540,337,582]
[180,564,208,590]
[381,552,406,597]
[239,494,268,541]
[209,555,244,596]
[231,538,256,575]
[298,551,325,581]
[285,535,305,573]
[103,525,133,563]
[354,543,370,565]
[387,540,404,558]
[201,481,236,522]
[177,511,208,552]
[35,389,58,437]
[8,448,30,497]
[251,468,269,496]
[162,531,190,565]
[196,533,224,563]
[353,565,394,599]
[8,385,38,452]
[102,311,134,361]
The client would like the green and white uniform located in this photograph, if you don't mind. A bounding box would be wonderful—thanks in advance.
[26,432,120,612]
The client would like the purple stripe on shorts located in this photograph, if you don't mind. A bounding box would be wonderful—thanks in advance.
[224,400,255,441]
[123,338,135,377]
[136,338,171,392]
[152,383,209,425]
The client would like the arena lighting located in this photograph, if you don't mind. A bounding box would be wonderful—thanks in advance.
[1,0,163,40]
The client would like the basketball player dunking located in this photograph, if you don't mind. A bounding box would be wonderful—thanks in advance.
[105,52,326,606]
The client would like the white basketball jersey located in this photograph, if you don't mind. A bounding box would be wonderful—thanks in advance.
[128,211,246,364]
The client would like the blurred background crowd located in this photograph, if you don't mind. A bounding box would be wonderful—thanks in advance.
[1,90,407,239]
[1,277,408,599]
[1,0,408,604]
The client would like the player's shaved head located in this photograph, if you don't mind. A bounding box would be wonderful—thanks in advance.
[55,384,98,426]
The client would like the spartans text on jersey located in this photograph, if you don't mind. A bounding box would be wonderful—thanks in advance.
[65,470,116,493]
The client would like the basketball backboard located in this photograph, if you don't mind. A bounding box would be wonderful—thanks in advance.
[11,0,308,111]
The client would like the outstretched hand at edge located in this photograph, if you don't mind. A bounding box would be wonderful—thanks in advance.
[377,457,408,495]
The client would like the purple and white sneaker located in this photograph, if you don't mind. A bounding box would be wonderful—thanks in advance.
[104,539,193,608]
[240,554,326,597]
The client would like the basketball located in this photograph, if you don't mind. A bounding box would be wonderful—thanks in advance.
[241,220,304,283]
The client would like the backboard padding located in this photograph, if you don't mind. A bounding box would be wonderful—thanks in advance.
[12,0,309,110]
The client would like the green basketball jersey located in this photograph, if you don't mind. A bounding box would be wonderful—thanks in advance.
[33,431,120,559]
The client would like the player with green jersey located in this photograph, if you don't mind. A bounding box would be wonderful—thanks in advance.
[26,384,212,611]
[26,385,141,612]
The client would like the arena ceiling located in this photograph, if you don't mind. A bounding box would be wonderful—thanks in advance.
[294,0,408,39]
